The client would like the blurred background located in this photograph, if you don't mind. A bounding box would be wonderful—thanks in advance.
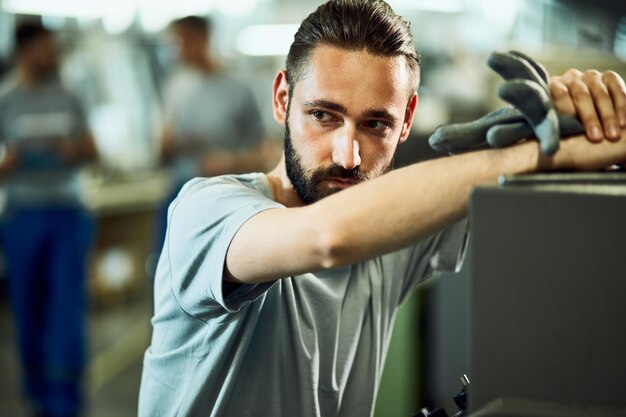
[0,0,625,416]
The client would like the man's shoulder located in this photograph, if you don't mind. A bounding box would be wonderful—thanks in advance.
[166,173,282,245]
[183,172,268,191]
[165,66,212,89]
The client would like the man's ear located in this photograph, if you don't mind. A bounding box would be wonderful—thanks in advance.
[273,70,290,126]
[399,92,418,144]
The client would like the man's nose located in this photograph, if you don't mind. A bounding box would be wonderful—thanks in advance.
[331,126,361,170]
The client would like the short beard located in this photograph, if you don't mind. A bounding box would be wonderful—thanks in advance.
[283,107,394,205]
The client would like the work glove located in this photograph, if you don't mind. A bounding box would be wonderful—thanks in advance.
[428,50,585,156]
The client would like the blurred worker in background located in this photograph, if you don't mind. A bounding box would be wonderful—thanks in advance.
[0,21,97,417]
[155,15,273,256]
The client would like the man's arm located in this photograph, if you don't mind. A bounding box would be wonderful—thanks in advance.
[550,69,626,141]
[0,143,19,175]
[225,132,626,284]
[224,65,626,284]
[56,133,98,165]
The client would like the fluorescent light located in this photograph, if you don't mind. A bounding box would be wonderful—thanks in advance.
[102,1,136,34]
[138,0,215,33]
[138,8,171,33]
[2,0,215,27]
[236,24,299,56]
[217,0,259,17]
[2,0,103,18]
[481,0,520,35]
[102,13,134,34]
[388,0,466,13]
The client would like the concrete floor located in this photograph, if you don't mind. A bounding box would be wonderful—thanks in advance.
[0,283,152,417]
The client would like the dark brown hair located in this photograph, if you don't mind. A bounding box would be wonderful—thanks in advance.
[286,0,420,95]
[170,16,212,37]
[15,21,50,54]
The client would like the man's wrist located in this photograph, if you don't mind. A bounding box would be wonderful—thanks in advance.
[491,139,544,177]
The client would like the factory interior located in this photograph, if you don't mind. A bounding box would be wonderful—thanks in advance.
[0,0,625,416]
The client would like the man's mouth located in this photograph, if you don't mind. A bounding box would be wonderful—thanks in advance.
[324,177,359,188]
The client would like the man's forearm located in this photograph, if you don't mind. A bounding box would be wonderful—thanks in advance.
[313,139,540,268]
[226,140,540,283]
[315,129,626,269]
[227,132,626,283]
[59,135,98,164]
[0,144,18,175]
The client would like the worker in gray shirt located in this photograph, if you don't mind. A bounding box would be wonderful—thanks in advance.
[139,1,626,416]
[154,16,272,256]
[0,21,97,417]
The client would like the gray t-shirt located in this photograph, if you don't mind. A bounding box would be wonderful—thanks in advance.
[0,75,89,207]
[163,68,265,182]
[138,173,467,417]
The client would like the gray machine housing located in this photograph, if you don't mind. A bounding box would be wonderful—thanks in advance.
[468,173,626,417]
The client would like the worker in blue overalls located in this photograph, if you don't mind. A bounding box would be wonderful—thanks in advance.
[0,21,97,417]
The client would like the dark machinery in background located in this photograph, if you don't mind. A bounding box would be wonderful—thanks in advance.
[417,375,470,417]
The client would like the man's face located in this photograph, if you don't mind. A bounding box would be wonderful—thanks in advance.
[172,26,207,64]
[279,44,416,204]
[23,33,58,76]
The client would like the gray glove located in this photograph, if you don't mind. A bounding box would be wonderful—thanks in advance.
[428,50,585,156]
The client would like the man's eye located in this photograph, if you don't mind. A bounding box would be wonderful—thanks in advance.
[365,120,389,130]
[311,111,332,121]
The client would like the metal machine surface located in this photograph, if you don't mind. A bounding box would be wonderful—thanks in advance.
[467,172,626,417]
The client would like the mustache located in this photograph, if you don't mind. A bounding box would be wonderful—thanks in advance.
[311,164,368,182]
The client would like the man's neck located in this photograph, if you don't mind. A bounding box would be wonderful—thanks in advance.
[266,156,305,208]
[17,65,49,87]
[185,56,219,74]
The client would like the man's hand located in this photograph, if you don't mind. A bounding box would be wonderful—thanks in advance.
[550,69,626,142]
[429,51,626,156]
[56,139,80,162]
[0,144,19,175]
[56,135,98,165]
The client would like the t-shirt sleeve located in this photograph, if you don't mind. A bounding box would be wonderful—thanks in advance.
[164,176,283,320]
[396,217,469,305]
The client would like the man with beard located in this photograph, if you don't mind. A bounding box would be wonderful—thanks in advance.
[138,1,626,416]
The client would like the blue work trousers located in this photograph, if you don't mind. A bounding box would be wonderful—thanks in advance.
[1,207,93,417]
